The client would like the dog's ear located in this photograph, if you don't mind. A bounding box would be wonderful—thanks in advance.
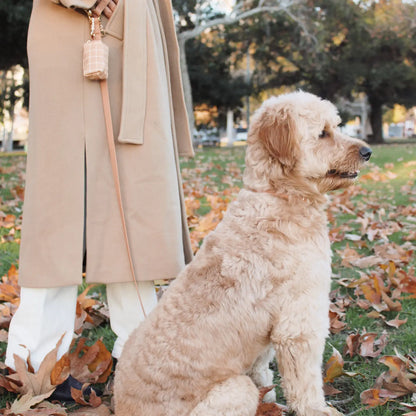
[257,107,300,171]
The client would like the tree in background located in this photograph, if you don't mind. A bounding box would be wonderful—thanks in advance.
[186,32,251,130]
[0,0,31,71]
[356,0,416,143]
[1,0,415,144]
[0,0,31,150]
[243,0,416,143]
[173,0,309,131]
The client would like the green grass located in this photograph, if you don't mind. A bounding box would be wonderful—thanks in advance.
[1,143,416,414]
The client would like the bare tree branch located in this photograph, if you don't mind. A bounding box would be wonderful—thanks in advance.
[178,0,309,43]
[175,0,314,140]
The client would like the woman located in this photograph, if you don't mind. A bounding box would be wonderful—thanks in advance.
[6,0,193,394]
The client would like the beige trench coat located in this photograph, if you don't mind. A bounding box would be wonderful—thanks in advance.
[19,0,194,288]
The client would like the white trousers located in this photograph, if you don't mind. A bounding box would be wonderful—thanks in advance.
[5,281,157,372]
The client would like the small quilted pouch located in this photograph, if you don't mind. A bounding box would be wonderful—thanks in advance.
[83,12,108,80]
[83,39,109,80]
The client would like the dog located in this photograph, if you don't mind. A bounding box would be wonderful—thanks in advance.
[114,91,371,416]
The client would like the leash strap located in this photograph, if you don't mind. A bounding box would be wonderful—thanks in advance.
[85,6,147,318]
[99,80,147,318]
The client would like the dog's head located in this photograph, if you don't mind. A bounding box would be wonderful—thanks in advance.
[244,91,372,194]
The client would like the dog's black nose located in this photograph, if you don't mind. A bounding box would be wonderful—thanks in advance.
[359,146,372,161]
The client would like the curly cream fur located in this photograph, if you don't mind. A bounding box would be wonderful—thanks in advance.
[114,91,370,416]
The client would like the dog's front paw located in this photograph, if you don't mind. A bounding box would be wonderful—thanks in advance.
[299,406,344,416]
[322,406,344,416]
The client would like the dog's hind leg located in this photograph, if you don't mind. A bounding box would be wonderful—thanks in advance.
[189,375,259,416]
[246,345,276,403]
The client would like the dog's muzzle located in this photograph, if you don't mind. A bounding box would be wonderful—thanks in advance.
[359,146,372,161]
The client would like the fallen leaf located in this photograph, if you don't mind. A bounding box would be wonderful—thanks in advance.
[379,355,407,377]
[256,386,286,416]
[323,384,342,396]
[68,338,113,385]
[360,332,388,358]
[5,335,65,396]
[324,348,344,383]
[71,385,102,407]
[69,404,111,416]
[385,314,408,328]
[360,388,389,407]
[0,328,8,342]
[344,333,361,357]
[4,392,55,415]
[50,354,70,386]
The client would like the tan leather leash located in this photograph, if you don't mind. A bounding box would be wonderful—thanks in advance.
[86,5,147,318]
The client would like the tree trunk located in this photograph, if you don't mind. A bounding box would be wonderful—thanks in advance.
[368,97,384,144]
[178,37,195,140]
[4,130,13,153]
[226,109,234,147]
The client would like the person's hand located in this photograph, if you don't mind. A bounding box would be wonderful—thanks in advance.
[93,0,118,19]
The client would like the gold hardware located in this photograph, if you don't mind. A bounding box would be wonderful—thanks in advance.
[86,9,104,39]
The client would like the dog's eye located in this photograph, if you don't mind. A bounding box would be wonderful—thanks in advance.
[319,130,330,139]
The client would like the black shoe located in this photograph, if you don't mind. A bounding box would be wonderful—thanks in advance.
[49,375,101,402]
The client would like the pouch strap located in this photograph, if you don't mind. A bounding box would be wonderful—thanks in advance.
[88,5,147,318]
[99,79,147,318]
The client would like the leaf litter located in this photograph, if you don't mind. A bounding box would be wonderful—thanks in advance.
[0,149,416,414]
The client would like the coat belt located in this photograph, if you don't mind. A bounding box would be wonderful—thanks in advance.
[117,0,147,145]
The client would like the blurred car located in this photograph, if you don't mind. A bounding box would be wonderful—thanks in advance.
[235,127,248,141]
[193,129,220,147]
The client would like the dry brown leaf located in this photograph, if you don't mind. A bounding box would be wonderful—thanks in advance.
[86,340,112,384]
[360,283,381,305]
[71,386,102,407]
[50,354,71,386]
[374,242,413,264]
[74,286,108,334]
[360,332,388,358]
[356,299,371,310]
[4,392,55,415]
[380,290,402,311]
[30,401,68,415]
[0,372,23,393]
[366,310,384,319]
[69,404,111,416]
[0,328,8,342]
[323,384,342,396]
[360,388,389,407]
[379,356,407,377]
[0,265,20,305]
[255,402,285,416]
[401,402,416,414]
[337,244,361,268]
[397,371,416,394]
[6,335,65,396]
[0,302,18,329]
[329,311,346,334]
[385,314,408,328]
[68,339,113,385]
[344,333,361,357]
[324,348,344,383]
[255,386,287,416]
[351,255,384,269]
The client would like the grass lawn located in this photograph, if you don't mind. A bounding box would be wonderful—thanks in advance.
[0,142,416,414]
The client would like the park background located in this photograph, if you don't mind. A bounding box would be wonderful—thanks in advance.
[1,0,416,415]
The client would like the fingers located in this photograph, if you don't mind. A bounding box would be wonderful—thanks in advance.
[102,1,117,19]
[93,0,118,19]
